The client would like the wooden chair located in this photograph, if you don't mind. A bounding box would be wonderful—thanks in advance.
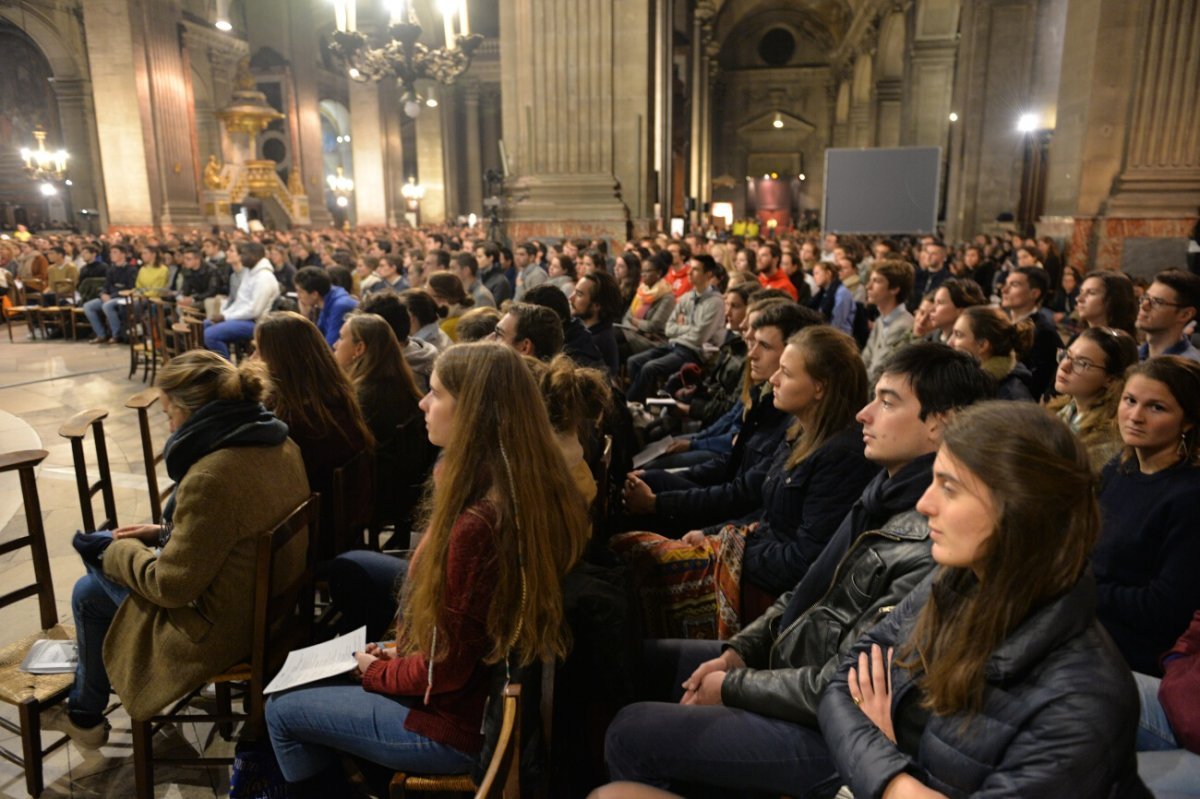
[148,297,189,364]
[389,660,554,799]
[590,434,614,526]
[173,304,207,352]
[3,283,41,342]
[131,494,321,799]
[124,293,160,383]
[125,388,174,524]
[58,409,118,533]
[0,450,74,797]
[390,685,523,799]
[331,450,374,557]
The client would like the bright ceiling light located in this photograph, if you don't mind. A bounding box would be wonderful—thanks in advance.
[215,19,233,31]
[948,112,958,122]
[1017,112,1038,133]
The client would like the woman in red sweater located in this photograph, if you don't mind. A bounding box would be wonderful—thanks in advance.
[266,342,589,792]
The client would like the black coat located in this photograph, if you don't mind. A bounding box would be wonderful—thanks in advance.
[819,570,1149,799]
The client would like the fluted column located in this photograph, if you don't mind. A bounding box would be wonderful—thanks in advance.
[501,0,643,239]
[138,0,204,228]
[350,80,389,226]
[463,80,483,216]
[415,82,448,224]
[1107,0,1200,214]
[82,0,154,227]
[53,78,106,228]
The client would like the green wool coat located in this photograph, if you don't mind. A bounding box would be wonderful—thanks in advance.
[101,440,310,721]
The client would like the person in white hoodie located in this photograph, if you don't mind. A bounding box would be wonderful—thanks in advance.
[203,241,280,360]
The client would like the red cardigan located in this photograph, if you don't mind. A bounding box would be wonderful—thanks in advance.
[1160,609,1200,754]
[361,501,499,754]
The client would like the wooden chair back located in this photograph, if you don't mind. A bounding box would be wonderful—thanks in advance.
[3,284,39,342]
[57,409,118,532]
[148,297,187,363]
[474,684,522,799]
[0,450,57,629]
[590,434,614,525]
[124,388,174,524]
[124,293,159,383]
[330,450,374,557]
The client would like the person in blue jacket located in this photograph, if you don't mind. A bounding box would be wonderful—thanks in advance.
[295,265,358,347]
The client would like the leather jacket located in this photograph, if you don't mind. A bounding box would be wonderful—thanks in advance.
[721,509,933,727]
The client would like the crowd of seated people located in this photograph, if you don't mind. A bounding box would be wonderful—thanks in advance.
[8,219,1200,797]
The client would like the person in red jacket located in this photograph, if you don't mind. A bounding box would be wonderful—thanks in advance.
[1136,610,1200,795]
[266,343,589,794]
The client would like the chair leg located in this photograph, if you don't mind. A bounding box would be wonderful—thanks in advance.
[132,717,155,799]
[18,699,44,798]
[215,682,234,741]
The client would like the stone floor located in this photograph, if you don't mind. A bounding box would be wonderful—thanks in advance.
[0,326,235,798]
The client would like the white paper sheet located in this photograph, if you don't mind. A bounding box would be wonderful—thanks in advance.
[263,626,367,694]
[632,435,674,469]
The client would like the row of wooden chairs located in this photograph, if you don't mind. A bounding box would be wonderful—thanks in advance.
[0,394,527,797]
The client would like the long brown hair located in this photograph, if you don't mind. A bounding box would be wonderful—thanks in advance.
[343,312,423,410]
[783,326,867,468]
[898,402,1097,715]
[401,343,589,666]
[253,311,374,449]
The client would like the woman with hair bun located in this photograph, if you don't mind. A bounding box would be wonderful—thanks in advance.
[949,305,1036,401]
[1095,356,1200,676]
[44,351,310,744]
[267,343,589,791]
[425,272,474,342]
[820,402,1146,798]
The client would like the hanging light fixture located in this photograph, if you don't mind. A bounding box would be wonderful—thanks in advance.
[772,112,784,129]
[19,126,69,182]
[326,166,355,208]
[328,0,483,118]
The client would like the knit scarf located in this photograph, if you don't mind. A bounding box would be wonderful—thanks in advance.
[160,399,289,523]
[630,280,671,320]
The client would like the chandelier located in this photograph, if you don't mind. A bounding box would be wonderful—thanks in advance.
[326,167,356,208]
[19,126,69,182]
[328,0,482,118]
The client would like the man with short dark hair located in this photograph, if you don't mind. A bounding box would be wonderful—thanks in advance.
[627,257,726,403]
[1136,269,1200,361]
[665,241,694,298]
[862,259,915,388]
[570,271,624,375]
[359,291,435,391]
[455,252,495,308]
[514,241,548,301]
[755,242,797,300]
[1001,265,1059,396]
[424,248,451,275]
[176,247,221,311]
[82,244,137,343]
[605,343,994,799]
[475,240,512,305]
[525,284,606,370]
[492,302,565,359]
[266,243,296,293]
[400,289,452,351]
[908,240,950,311]
[295,265,358,346]
[204,241,279,359]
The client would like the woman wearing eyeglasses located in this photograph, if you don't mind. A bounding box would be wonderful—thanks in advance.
[1046,327,1138,473]
[1094,356,1200,677]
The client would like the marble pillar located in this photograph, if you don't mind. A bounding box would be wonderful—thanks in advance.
[82,0,154,228]
[463,80,483,217]
[350,80,390,226]
[501,0,645,240]
[415,82,448,224]
[53,78,106,228]
[875,78,903,147]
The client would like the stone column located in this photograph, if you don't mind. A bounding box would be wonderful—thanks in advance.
[82,0,154,228]
[462,80,483,217]
[439,85,460,220]
[350,80,390,226]
[480,86,501,174]
[687,17,705,221]
[54,78,106,229]
[501,0,642,240]
[875,78,903,147]
[284,0,331,225]
[137,0,204,228]
[415,81,448,224]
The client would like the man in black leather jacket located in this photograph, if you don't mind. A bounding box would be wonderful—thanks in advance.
[603,343,993,799]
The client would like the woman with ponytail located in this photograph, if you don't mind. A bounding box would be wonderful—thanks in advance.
[949,305,1037,401]
[267,343,590,792]
[45,351,310,744]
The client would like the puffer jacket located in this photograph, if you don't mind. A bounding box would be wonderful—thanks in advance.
[687,331,748,426]
[721,509,931,726]
[819,570,1150,799]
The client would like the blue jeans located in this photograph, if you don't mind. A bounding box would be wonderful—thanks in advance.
[328,551,407,641]
[70,551,130,723]
[1134,671,1200,797]
[203,318,256,360]
[82,297,126,339]
[627,345,702,404]
[266,681,475,782]
[604,639,841,799]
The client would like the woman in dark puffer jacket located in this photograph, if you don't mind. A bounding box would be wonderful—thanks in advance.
[820,402,1147,799]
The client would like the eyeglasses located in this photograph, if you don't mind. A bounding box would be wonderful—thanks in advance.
[1057,349,1103,373]
[1138,294,1184,310]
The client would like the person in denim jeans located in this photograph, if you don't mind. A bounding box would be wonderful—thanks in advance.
[82,244,137,343]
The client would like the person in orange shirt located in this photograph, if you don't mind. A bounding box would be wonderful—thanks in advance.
[755,241,799,300]
[666,241,693,298]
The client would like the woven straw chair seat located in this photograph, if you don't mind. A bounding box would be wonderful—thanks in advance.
[0,624,76,705]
